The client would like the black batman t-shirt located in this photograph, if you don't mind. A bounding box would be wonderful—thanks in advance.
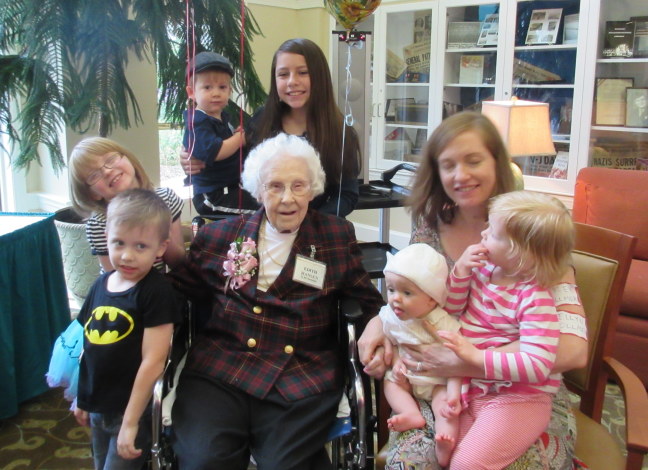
[76,269,180,414]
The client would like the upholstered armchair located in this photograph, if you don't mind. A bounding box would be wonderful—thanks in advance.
[572,167,648,388]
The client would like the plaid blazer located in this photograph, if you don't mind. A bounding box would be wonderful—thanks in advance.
[175,208,384,401]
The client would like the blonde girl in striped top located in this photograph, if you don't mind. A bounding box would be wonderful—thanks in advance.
[439,190,575,470]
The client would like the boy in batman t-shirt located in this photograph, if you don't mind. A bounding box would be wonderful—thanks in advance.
[74,189,181,469]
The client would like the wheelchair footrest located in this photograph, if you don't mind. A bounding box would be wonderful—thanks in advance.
[327,416,352,441]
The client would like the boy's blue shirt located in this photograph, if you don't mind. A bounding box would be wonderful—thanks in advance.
[183,109,244,195]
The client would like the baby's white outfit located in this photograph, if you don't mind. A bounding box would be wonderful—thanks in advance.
[380,304,461,401]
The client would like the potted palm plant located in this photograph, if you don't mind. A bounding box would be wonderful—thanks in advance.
[0,0,267,173]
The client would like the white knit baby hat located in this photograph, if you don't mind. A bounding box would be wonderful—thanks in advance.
[383,243,449,306]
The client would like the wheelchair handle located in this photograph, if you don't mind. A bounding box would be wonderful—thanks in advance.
[341,298,363,323]
[381,162,417,184]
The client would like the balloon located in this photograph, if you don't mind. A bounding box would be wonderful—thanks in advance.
[324,0,381,32]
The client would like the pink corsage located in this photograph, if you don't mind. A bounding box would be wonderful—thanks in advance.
[223,237,258,291]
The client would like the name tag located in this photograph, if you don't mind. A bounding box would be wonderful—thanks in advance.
[551,283,580,306]
[293,254,326,289]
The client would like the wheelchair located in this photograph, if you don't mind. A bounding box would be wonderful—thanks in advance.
[149,218,379,469]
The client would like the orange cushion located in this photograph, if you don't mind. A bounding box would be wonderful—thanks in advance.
[622,260,648,319]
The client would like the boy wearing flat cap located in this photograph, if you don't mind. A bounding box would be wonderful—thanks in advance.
[184,51,259,216]
[380,243,462,467]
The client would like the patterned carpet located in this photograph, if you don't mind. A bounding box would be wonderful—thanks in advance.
[598,384,648,470]
[0,384,646,470]
[0,388,93,469]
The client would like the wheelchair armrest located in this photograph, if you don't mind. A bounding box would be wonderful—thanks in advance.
[340,298,363,324]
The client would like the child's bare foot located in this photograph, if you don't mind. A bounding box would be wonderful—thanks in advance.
[387,412,426,432]
[435,433,456,467]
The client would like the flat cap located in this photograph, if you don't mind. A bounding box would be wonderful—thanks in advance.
[190,51,234,77]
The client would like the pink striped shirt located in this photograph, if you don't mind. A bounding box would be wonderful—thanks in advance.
[446,263,561,401]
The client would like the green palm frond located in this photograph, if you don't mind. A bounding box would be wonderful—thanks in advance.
[0,0,267,172]
[0,54,65,170]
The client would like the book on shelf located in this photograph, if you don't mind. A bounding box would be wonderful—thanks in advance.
[549,151,569,180]
[385,127,407,141]
[411,129,427,155]
[632,16,648,58]
[447,22,481,48]
[602,21,634,57]
[459,55,485,84]
[525,8,563,45]
[477,14,498,47]
[513,58,561,84]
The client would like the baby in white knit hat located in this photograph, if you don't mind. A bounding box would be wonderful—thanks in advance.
[380,243,462,467]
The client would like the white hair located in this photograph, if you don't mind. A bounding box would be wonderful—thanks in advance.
[241,133,326,199]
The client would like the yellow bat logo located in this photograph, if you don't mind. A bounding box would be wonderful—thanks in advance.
[84,306,134,345]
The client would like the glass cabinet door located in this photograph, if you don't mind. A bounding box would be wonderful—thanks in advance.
[507,0,583,187]
[371,3,435,170]
[587,0,648,174]
[440,1,503,120]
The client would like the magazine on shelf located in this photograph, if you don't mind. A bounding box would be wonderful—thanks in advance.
[413,11,432,44]
[403,41,431,75]
[477,14,499,46]
[386,49,407,82]
[525,8,563,45]
[590,140,648,169]
[602,21,635,57]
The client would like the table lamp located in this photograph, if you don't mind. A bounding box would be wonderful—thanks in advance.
[482,98,556,157]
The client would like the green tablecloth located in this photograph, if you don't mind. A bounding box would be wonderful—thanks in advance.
[0,215,70,418]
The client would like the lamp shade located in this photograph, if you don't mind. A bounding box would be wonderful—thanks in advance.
[482,99,556,157]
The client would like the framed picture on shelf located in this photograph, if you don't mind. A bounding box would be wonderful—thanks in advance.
[396,103,428,124]
[595,78,634,126]
[385,98,414,122]
[525,8,563,45]
[632,17,648,58]
[625,88,648,128]
[447,22,481,48]
[476,14,499,47]
[443,101,463,119]
[563,14,579,44]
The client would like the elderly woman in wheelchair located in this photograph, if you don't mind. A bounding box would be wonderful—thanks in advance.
[168,133,384,470]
